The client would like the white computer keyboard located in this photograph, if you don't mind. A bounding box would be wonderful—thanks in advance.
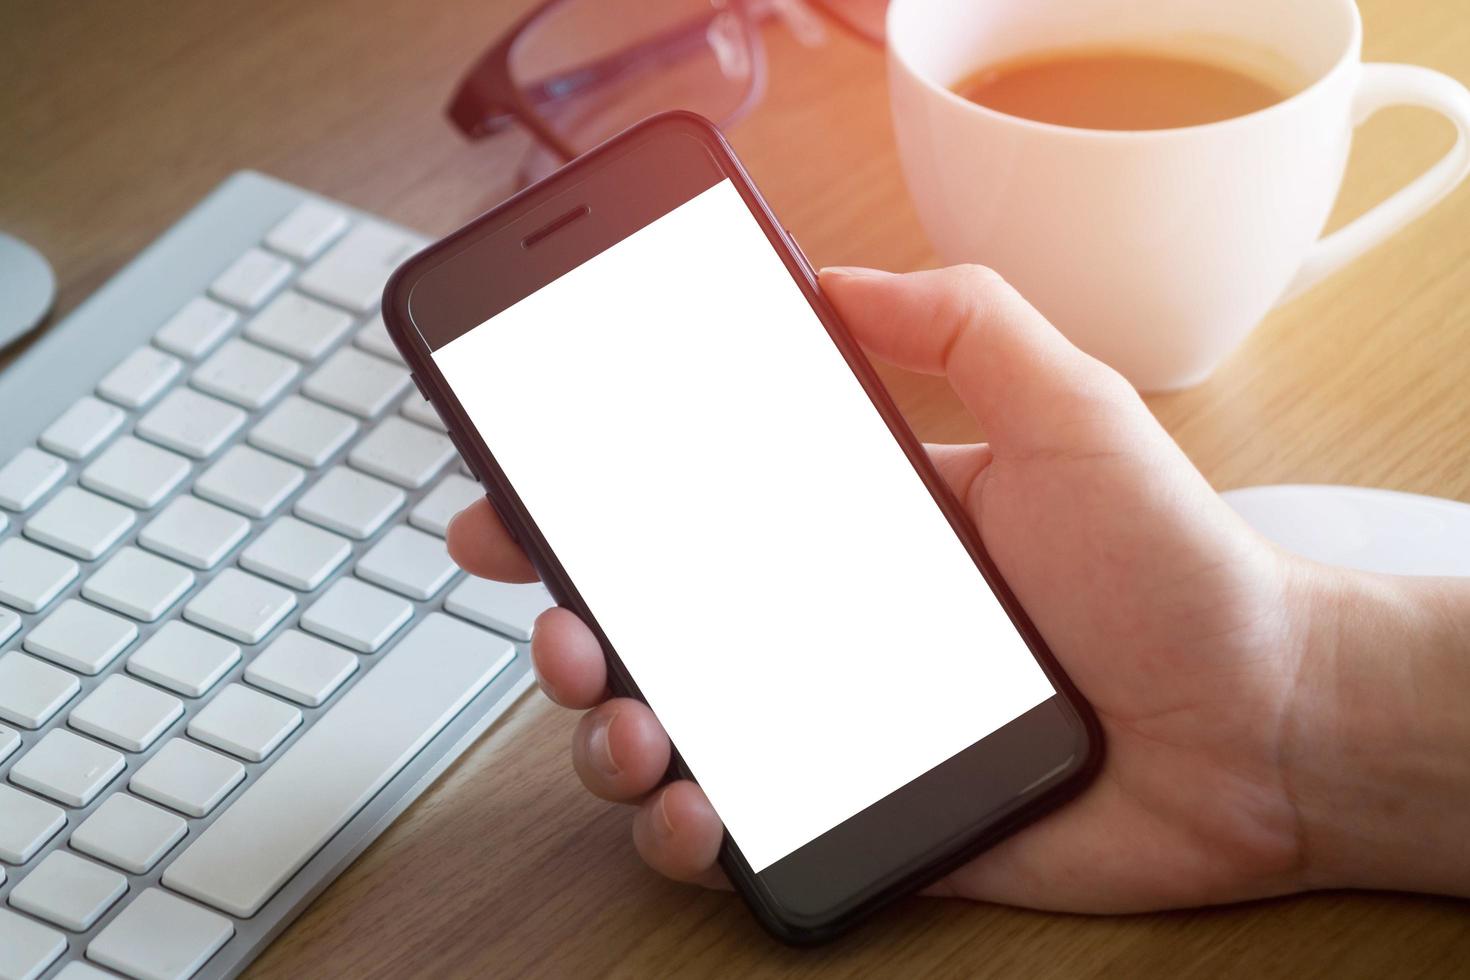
[0,172,541,980]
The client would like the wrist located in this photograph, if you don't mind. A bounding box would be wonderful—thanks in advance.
[1283,562,1470,895]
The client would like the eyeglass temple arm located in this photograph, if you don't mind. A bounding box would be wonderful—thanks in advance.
[455,15,718,137]
[454,2,779,139]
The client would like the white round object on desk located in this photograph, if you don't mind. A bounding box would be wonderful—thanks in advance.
[1223,485,1470,577]
[0,231,56,349]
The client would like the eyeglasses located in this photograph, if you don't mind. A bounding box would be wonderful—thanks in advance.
[447,0,886,188]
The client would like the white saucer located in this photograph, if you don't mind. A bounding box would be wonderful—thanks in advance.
[1222,485,1470,577]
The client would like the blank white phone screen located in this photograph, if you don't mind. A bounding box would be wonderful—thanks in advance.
[433,179,1055,872]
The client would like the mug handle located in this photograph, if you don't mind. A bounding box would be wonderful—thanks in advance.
[1282,62,1470,302]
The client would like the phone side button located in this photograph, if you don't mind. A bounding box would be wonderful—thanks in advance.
[489,498,521,545]
[435,425,519,546]
[409,372,431,401]
[445,429,473,466]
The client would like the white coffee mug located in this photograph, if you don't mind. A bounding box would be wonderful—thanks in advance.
[887,0,1470,390]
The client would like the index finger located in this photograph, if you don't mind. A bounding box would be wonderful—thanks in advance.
[446,497,539,583]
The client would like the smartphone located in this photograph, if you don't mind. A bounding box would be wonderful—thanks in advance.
[384,112,1101,943]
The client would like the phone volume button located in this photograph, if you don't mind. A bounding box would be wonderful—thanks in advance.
[409,372,431,401]
[439,430,508,540]
[477,492,520,545]
[445,428,473,463]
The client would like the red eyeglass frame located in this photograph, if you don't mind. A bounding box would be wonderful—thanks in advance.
[446,0,883,164]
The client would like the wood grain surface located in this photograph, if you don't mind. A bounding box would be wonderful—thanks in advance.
[2,0,1468,976]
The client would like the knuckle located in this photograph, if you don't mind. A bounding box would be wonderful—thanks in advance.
[951,264,1016,306]
[952,262,1006,287]
[1061,361,1144,425]
[932,265,1016,366]
[1081,358,1140,406]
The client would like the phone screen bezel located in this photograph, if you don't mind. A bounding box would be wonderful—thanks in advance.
[383,112,1102,944]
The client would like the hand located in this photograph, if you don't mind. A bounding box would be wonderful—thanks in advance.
[446,265,1470,911]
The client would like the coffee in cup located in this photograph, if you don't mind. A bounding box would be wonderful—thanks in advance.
[952,45,1298,131]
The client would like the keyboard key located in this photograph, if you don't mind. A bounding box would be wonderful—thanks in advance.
[301,577,411,653]
[190,338,298,410]
[25,600,137,675]
[0,537,79,613]
[247,394,357,467]
[399,391,448,432]
[25,486,135,561]
[82,547,195,622]
[187,684,301,762]
[348,416,455,489]
[193,444,303,518]
[0,608,17,645]
[297,221,422,313]
[136,388,247,460]
[354,314,404,363]
[244,290,353,361]
[8,850,127,932]
[293,465,403,539]
[239,516,350,591]
[39,396,125,461]
[0,651,79,729]
[357,526,456,600]
[209,246,291,309]
[244,630,357,707]
[408,474,482,537]
[444,577,553,642]
[0,725,18,763]
[302,346,410,418]
[0,907,65,980]
[163,613,514,917]
[69,675,183,752]
[71,793,187,875]
[96,345,183,409]
[0,447,67,511]
[80,436,192,509]
[88,888,233,980]
[139,496,250,570]
[153,296,238,360]
[0,783,65,862]
[129,738,243,818]
[184,568,295,644]
[265,200,348,262]
[11,729,125,807]
[127,621,240,698]
[81,549,191,624]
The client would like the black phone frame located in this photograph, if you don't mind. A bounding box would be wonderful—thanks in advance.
[382,111,1103,945]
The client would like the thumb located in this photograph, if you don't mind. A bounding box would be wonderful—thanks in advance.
[819,265,1136,454]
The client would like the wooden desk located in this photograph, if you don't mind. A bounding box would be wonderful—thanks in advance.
[3,0,1468,975]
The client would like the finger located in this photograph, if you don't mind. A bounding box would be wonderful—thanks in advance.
[632,781,727,886]
[445,497,539,583]
[819,266,1139,455]
[530,607,608,709]
[571,698,671,802]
